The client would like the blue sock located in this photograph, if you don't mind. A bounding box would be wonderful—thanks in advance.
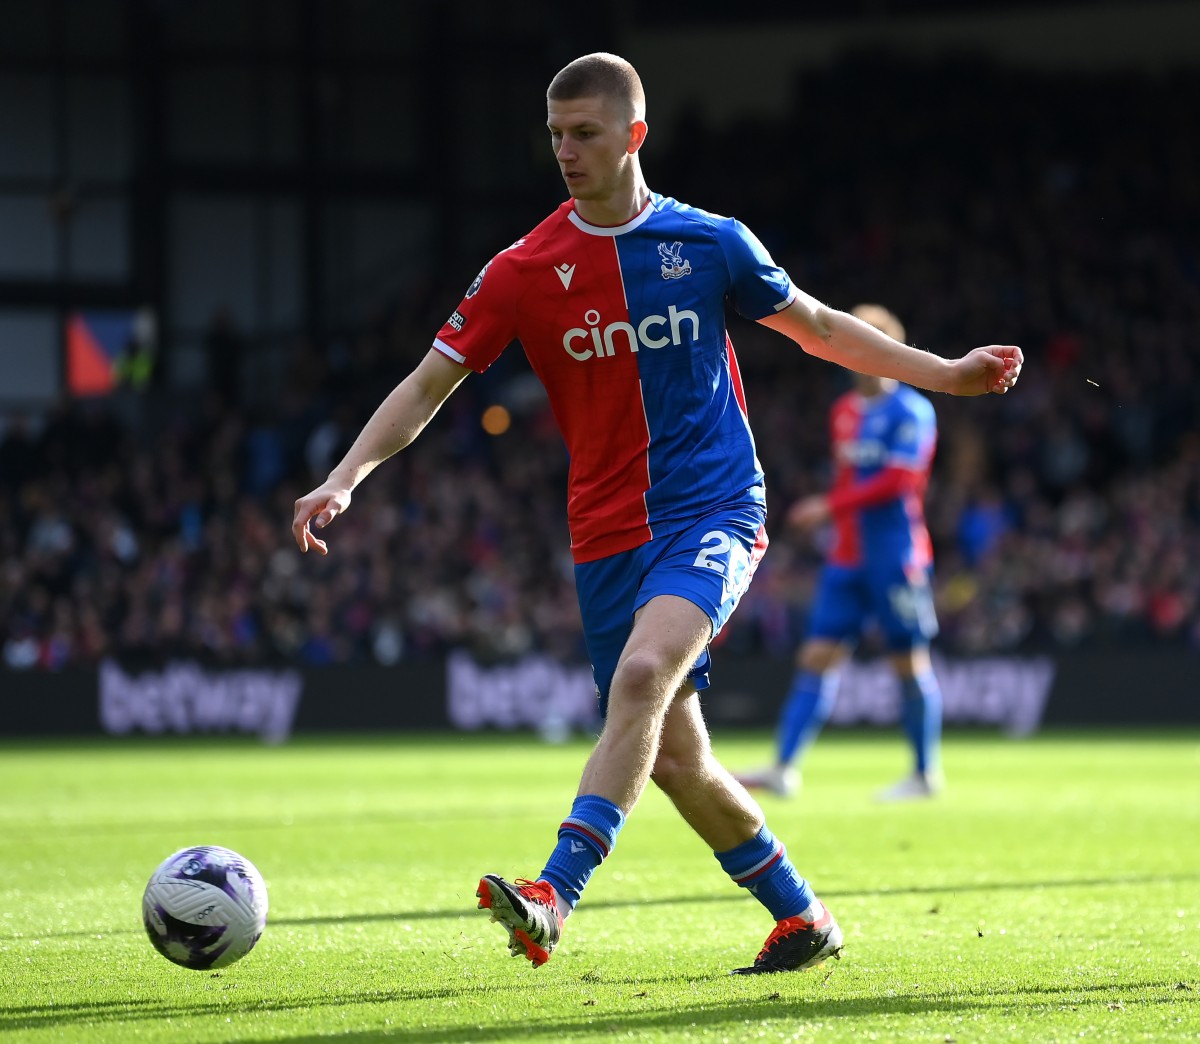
[715,825,815,922]
[776,670,840,766]
[539,795,625,910]
[900,671,942,774]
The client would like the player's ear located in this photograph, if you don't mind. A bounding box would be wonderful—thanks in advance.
[628,119,648,154]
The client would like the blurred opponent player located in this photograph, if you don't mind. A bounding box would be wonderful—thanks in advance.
[292,55,1021,975]
[738,305,944,801]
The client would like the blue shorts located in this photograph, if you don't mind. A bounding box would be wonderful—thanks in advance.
[574,505,768,717]
[806,561,939,650]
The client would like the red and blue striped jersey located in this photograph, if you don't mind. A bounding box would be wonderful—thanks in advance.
[433,193,795,563]
[826,385,937,569]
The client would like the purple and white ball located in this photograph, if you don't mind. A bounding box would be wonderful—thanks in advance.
[142,845,268,970]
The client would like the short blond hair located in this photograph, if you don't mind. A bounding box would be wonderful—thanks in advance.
[548,52,646,122]
[851,303,906,343]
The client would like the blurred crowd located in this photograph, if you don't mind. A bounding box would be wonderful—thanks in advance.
[3,57,1199,671]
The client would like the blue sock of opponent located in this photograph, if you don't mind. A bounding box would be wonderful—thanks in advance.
[540,795,625,910]
[899,671,942,774]
[716,825,816,921]
[776,670,840,767]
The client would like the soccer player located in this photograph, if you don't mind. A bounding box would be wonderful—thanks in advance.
[737,305,946,802]
[291,54,1022,974]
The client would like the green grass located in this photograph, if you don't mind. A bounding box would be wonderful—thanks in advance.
[0,729,1197,1043]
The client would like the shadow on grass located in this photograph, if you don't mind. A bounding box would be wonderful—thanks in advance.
[2,978,1189,1036]
[14,869,1199,940]
[226,988,1194,1044]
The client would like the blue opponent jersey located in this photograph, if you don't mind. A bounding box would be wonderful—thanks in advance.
[434,193,795,562]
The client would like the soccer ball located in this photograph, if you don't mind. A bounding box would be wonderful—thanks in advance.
[142,845,268,970]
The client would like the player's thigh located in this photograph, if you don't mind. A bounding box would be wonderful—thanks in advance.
[640,505,769,639]
[574,504,766,716]
[574,547,644,716]
[617,594,713,695]
[886,644,933,679]
[573,550,719,719]
[870,562,939,649]
[798,637,850,674]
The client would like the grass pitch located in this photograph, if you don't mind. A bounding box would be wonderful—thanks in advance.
[0,729,1196,1042]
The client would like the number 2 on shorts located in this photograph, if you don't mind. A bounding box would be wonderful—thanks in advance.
[693,531,731,573]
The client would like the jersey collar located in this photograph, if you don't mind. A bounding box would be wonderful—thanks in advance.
[567,197,656,237]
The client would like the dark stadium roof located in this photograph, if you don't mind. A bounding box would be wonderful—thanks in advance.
[633,0,1142,25]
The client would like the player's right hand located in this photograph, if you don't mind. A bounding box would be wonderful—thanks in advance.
[292,485,352,554]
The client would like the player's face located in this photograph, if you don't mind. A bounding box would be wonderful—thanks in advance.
[547,95,639,203]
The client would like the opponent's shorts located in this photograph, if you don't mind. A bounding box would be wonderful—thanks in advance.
[574,504,768,717]
[806,560,939,650]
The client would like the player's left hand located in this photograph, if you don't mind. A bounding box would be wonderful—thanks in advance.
[950,345,1023,396]
[787,495,830,530]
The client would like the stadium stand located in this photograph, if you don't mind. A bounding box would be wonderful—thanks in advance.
[3,58,1199,670]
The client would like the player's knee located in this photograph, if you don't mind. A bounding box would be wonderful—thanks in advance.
[800,640,843,674]
[649,750,683,792]
[649,747,704,795]
[610,649,673,710]
[890,645,931,678]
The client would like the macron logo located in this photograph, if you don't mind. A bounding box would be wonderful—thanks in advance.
[555,263,576,290]
[569,840,587,854]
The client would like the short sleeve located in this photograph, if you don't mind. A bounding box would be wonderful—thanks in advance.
[432,252,521,374]
[717,218,796,321]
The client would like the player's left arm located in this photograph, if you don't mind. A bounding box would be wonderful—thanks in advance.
[789,466,920,529]
[827,467,921,513]
[760,290,1022,397]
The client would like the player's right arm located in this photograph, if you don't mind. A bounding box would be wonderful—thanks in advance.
[291,349,471,554]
